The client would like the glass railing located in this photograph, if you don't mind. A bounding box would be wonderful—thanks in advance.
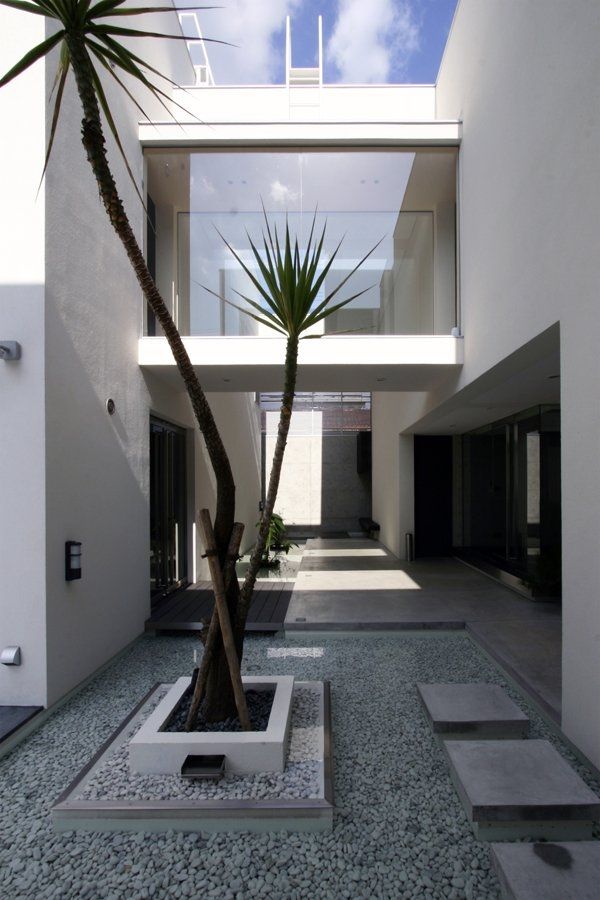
[145,149,457,337]
[171,210,453,336]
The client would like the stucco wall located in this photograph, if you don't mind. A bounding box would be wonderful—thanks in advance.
[371,394,415,559]
[42,38,160,705]
[0,10,47,705]
[194,392,262,580]
[434,0,600,765]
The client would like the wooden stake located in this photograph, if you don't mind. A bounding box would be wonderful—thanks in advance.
[185,521,244,730]
[189,510,251,731]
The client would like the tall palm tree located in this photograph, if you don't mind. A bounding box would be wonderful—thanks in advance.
[0,0,241,719]
[205,212,380,632]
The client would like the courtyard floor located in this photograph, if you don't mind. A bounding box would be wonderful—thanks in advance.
[286,540,562,721]
[1,630,596,900]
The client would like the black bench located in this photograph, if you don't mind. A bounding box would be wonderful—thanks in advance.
[358,517,380,538]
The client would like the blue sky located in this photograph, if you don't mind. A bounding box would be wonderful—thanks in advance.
[191,0,458,85]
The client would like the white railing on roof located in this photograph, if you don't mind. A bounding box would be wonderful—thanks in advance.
[286,15,323,88]
[178,11,215,86]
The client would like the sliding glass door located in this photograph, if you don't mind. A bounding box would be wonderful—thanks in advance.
[150,418,187,599]
[461,405,561,595]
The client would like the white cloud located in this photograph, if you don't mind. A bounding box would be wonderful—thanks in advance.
[327,0,420,83]
[269,179,299,205]
[191,0,303,85]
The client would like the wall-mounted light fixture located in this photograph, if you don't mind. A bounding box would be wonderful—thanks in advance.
[0,646,21,666]
[65,541,82,581]
[0,341,21,360]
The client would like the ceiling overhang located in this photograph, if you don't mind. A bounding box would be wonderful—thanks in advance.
[139,335,463,392]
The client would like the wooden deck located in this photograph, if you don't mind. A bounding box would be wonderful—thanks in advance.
[146,580,294,634]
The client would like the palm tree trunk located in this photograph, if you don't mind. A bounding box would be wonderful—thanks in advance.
[236,335,299,633]
[66,35,238,718]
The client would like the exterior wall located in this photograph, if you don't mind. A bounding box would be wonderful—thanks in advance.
[1,7,194,707]
[371,393,415,559]
[265,415,371,533]
[0,11,47,704]
[42,42,162,705]
[194,393,262,580]
[433,0,600,765]
[169,84,436,123]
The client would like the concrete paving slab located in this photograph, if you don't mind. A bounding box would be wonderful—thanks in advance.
[443,739,600,840]
[491,841,600,900]
[417,683,529,739]
[284,539,562,721]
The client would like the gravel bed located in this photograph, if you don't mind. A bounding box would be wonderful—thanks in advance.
[77,685,320,802]
[164,686,275,733]
[0,631,598,899]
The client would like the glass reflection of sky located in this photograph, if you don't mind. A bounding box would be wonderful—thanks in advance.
[182,152,415,335]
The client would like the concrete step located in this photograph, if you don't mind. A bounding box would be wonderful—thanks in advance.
[443,739,600,840]
[417,682,529,739]
[491,841,600,899]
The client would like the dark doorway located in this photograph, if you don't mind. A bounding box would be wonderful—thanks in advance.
[414,435,453,557]
[150,417,187,601]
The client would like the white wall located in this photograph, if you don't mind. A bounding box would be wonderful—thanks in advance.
[0,11,47,703]
[194,393,262,579]
[42,37,157,704]
[434,0,600,765]
[371,393,415,559]
[0,7,193,707]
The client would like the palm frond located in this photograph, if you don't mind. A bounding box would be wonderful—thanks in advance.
[0,29,64,88]
[214,207,382,341]
[0,0,226,202]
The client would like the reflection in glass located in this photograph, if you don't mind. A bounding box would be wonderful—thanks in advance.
[146,150,456,336]
[461,406,561,596]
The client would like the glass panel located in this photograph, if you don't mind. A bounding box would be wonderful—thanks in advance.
[150,419,187,598]
[145,150,457,336]
[460,405,561,594]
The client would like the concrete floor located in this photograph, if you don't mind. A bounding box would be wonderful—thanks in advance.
[285,538,562,721]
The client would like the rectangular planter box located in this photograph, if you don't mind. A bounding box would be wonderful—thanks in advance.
[129,675,295,775]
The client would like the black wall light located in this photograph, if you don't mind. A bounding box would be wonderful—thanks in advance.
[65,541,82,581]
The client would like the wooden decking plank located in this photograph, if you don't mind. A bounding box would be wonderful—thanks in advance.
[147,579,295,633]
[257,585,286,623]
[150,589,194,623]
[168,590,210,624]
[247,582,282,621]
[271,585,294,623]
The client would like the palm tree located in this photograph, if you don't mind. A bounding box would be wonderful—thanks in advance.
[184,211,379,726]
[0,0,241,719]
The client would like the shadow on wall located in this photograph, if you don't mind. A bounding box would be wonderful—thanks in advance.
[43,297,150,705]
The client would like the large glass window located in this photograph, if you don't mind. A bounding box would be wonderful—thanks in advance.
[460,405,561,596]
[145,149,457,337]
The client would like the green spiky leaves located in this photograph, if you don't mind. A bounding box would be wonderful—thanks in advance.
[0,1,225,193]
[204,206,382,340]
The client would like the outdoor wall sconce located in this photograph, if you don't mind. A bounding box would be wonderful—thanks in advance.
[0,341,21,360]
[0,646,21,666]
[65,541,82,581]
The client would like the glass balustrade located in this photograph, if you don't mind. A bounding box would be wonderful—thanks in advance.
[145,149,457,337]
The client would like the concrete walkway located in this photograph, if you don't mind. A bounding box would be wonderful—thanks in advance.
[284,538,562,721]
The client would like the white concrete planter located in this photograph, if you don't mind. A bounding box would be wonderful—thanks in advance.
[129,675,295,775]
